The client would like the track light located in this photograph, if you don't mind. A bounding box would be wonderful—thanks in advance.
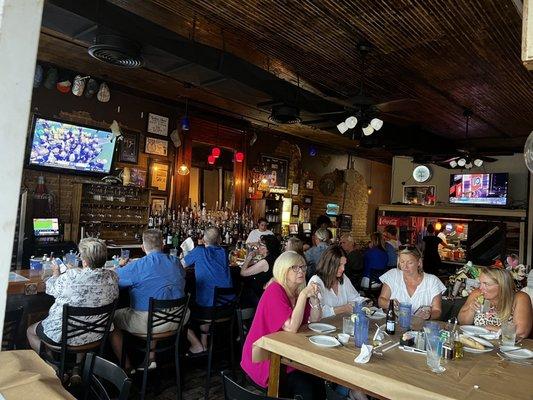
[362,125,374,136]
[465,162,473,169]
[474,158,483,167]
[457,158,466,167]
[449,160,458,168]
[337,122,349,134]
[345,116,358,129]
[370,118,383,131]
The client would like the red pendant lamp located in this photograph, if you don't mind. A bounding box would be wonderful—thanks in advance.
[207,155,216,165]
[235,151,244,163]
[211,147,221,158]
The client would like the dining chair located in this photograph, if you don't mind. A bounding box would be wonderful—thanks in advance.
[82,352,132,400]
[2,306,23,350]
[221,370,292,400]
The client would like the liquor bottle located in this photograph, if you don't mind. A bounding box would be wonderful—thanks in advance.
[386,300,396,335]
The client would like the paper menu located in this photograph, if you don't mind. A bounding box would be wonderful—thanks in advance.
[180,237,195,256]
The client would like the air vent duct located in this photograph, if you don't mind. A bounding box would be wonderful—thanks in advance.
[88,35,144,68]
[268,104,301,124]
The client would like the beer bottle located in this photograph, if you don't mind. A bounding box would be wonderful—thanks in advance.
[386,300,396,335]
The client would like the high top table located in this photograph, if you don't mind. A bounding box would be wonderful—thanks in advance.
[0,350,75,399]
[254,314,533,400]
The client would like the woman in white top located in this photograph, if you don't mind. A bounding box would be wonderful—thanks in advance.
[378,246,445,320]
[308,245,366,318]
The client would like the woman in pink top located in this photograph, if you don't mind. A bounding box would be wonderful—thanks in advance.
[241,251,323,400]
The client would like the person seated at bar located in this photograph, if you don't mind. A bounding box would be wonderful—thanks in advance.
[383,224,400,270]
[422,224,452,275]
[361,232,388,289]
[245,218,273,246]
[240,234,281,307]
[110,229,186,370]
[458,267,532,339]
[378,247,445,320]
[304,227,331,280]
[284,236,304,256]
[339,233,364,288]
[308,245,366,317]
[241,251,324,400]
[27,238,119,352]
[182,227,233,355]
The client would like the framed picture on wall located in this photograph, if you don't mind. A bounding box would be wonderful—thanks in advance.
[291,183,299,196]
[147,113,169,136]
[150,196,167,214]
[303,195,313,205]
[260,155,289,189]
[403,185,436,206]
[147,159,171,194]
[129,167,147,187]
[117,132,139,163]
[145,136,168,156]
[291,203,300,217]
[305,180,314,190]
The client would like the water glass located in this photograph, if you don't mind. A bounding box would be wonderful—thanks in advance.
[169,248,178,257]
[501,321,517,346]
[343,316,354,336]
[426,335,445,373]
[398,303,412,330]
[423,321,440,337]
[354,313,369,348]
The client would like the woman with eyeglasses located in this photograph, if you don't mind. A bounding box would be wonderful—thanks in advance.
[241,251,323,400]
[378,247,446,320]
[240,234,281,307]
[308,245,367,317]
[458,267,532,338]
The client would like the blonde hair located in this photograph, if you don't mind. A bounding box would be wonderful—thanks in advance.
[78,237,107,269]
[479,267,515,322]
[273,251,306,294]
[398,247,423,273]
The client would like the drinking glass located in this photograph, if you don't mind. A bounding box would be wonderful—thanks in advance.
[398,303,412,330]
[354,314,369,348]
[353,301,364,314]
[426,335,445,373]
[343,316,354,336]
[501,321,517,346]
[423,321,440,337]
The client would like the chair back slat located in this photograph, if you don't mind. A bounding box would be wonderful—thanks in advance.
[146,294,190,337]
[221,370,291,400]
[2,307,23,350]
[82,352,132,400]
[62,300,117,343]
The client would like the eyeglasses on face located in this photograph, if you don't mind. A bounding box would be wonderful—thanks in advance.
[290,264,307,273]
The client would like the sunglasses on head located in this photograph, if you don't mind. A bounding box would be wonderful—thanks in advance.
[399,245,421,254]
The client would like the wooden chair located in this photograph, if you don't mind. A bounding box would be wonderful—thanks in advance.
[82,352,132,400]
[121,295,190,400]
[2,306,23,350]
[235,306,255,353]
[40,299,117,382]
[221,370,292,400]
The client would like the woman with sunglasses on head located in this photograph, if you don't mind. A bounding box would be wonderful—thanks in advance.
[378,247,446,320]
[458,267,532,338]
[240,234,281,307]
[308,245,367,317]
[241,251,323,400]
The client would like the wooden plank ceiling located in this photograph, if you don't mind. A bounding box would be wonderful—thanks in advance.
[39,0,533,160]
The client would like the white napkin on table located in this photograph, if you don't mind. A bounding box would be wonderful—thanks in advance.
[354,344,374,364]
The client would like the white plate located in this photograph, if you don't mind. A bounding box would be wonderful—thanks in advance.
[308,323,336,334]
[502,348,533,360]
[479,332,500,340]
[367,308,386,320]
[460,325,489,336]
[463,334,494,348]
[463,347,493,354]
[500,345,521,352]
[308,335,340,348]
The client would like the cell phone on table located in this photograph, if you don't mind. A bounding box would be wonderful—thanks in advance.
[55,258,68,274]
[414,306,432,316]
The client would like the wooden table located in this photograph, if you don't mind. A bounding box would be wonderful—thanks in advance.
[254,315,533,400]
[0,350,75,399]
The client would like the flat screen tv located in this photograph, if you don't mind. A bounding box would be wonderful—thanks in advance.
[28,116,117,175]
[449,173,509,206]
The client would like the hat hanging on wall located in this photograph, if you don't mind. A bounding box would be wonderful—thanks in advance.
[97,82,111,102]
[43,67,58,89]
[72,75,86,96]
[85,78,99,98]
[33,64,43,88]
[170,129,181,148]
[56,72,72,94]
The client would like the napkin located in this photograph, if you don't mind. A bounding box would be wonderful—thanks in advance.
[180,237,195,256]
[354,344,374,364]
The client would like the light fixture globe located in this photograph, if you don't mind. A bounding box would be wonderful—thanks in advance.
[177,164,190,175]
[180,116,190,131]
[362,125,374,136]
[211,147,221,158]
[337,122,349,134]
[449,160,458,168]
[345,116,358,129]
[457,158,467,167]
[235,151,244,162]
[207,155,216,165]
[370,118,383,131]
[465,162,473,169]
[473,158,483,167]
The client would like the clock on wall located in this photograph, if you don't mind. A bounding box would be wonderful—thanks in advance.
[412,165,432,183]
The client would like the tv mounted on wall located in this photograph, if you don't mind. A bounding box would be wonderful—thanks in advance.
[27,116,117,175]
[449,173,509,206]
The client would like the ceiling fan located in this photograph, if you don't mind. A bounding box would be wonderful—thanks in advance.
[442,109,497,169]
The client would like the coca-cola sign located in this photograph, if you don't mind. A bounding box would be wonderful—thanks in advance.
[378,217,399,226]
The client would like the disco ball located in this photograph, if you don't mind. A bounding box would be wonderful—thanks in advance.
[525,130,533,173]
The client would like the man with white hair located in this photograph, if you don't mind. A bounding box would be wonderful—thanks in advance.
[304,228,331,280]
[110,229,185,370]
[182,227,233,355]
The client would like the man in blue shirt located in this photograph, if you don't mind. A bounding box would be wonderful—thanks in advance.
[182,227,233,355]
[110,229,186,369]
[384,225,400,269]
[304,228,331,280]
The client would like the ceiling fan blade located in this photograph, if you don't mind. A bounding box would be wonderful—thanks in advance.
[346,94,375,106]
[375,98,420,113]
